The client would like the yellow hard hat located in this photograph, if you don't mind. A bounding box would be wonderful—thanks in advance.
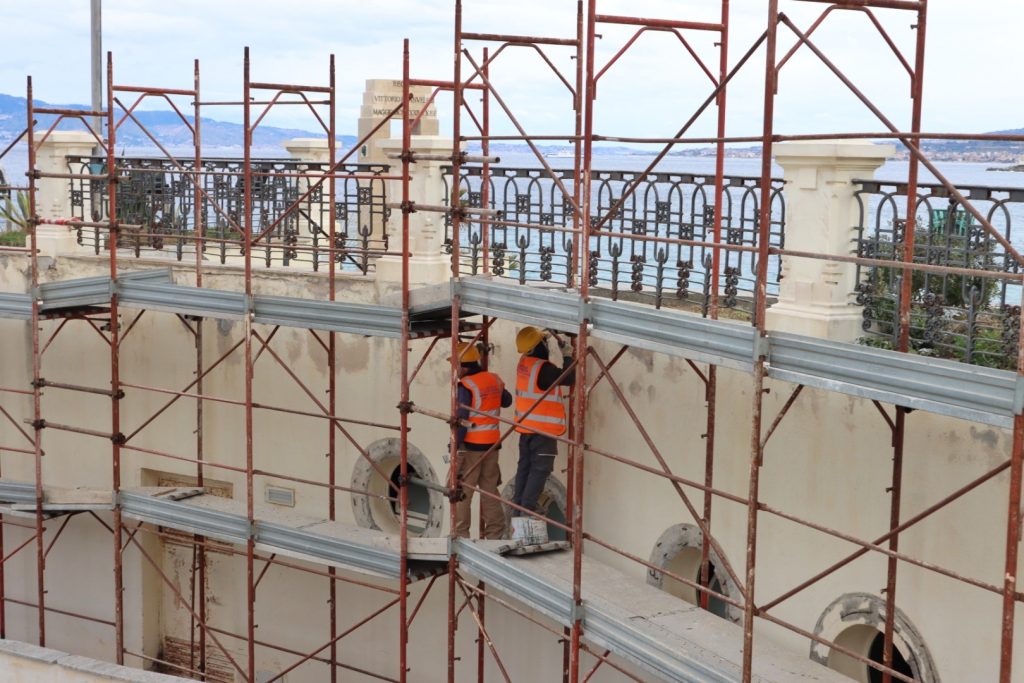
[516,326,545,353]
[449,341,481,364]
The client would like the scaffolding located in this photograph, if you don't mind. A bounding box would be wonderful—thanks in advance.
[1,0,1024,682]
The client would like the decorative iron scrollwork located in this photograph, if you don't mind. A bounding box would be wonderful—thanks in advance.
[723,266,740,308]
[491,241,507,276]
[655,201,670,223]
[630,254,646,293]
[539,245,554,281]
[676,258,692,299]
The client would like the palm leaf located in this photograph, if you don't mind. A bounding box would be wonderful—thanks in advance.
[0,191,31,232]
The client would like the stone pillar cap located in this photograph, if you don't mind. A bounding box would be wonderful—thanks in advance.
[377,135,460,152]
[284,137,330,149]
[773,139,895,162]
[33,130,96,145]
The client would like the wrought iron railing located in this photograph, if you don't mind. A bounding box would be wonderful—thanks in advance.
[67,156,390,273]
[854,179,1024,368]
[443,166,786,314]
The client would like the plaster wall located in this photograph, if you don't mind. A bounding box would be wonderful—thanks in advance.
[0,639,188,682]
[0,252,1020,682]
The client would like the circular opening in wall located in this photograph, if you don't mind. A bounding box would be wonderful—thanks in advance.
[827,625,915,683]
[351,438,444,537]
[647,523,741,623]
[386,464,434,535]
[500,476,568,542]
[811,594,938,683]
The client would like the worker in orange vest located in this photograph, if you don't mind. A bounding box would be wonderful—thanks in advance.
[453,341,512,539]
[511,326,574,518]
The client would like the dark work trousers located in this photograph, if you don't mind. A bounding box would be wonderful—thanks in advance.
[512,432,558,515]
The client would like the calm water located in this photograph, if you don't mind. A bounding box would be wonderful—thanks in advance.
[495,150,1024,189]
[4,144,1024,189]
[4,144,1024,246]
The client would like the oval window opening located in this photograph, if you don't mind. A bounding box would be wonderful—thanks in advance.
[387,464,433,536]
[648,523,741,623]
[351,438,444,537]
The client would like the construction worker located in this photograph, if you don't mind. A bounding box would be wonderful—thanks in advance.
[452,341,512,539]
[511,326,574,518]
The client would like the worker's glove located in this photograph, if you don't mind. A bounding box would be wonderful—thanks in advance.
[558,338,573,356]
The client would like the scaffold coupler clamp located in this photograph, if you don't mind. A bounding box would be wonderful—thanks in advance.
[447,476,465,503]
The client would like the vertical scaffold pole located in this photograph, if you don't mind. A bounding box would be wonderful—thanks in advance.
[107,51,126,666]
[25,75,46,649]
[700,0,729,611]
[1001,61,1024,673]
[242,46,257,683]
[742,1,779,680]
[476,47,493,683]
[480,47,491,278]
[884,3,927,681]
[327,52,340,683]
[568,2,597,681]
[563,6,586,676]
[447,4,465,681]
[568,0,585,291]
[192,57,209,682]
[399,40,412,683]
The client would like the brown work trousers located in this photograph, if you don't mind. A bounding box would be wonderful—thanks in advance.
[454,449,505,539]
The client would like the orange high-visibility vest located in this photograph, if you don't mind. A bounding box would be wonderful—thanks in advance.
[514,355,567,436]
[460,371,505,445]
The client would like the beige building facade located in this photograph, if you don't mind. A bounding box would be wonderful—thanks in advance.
[0,126,1017,683]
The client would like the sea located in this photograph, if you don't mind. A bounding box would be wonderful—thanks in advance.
[3,144,1024,189]
[3,144,1024,252]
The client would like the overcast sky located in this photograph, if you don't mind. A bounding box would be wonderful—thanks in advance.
[1,1,1020,141]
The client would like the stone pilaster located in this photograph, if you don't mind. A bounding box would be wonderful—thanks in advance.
[375,136,458,292]
[765,140,894,342]
[33,131,96,256]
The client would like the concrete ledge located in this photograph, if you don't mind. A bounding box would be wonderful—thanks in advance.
[0,640,189,682]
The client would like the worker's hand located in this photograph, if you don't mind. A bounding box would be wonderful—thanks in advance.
[558,337,573,356]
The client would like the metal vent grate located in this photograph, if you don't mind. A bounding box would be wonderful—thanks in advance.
[265,485,296,507]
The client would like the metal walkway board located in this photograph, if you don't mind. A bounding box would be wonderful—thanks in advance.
[1,269,406,337]
[0,292,31,320]
[424,277,1018,426]
[767,332,1017,428]
[118,488,444,581]
[455,539,849,683]
[40,269,171,312]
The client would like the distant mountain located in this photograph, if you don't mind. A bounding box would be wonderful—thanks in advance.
[0,93,356,151]
[663,128,1024,163]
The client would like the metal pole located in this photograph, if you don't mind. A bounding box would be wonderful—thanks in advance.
[327,52,340,683]
[885,3,927,679]
[480,47,491,277]
[26,75,46,649]
[742,2,778,680]
[193,57,208,681]
[448,5,465,681]
[107,51,126,667]
[478,47,492,683]
[242,46,257,683]
[701,0,729,612]
[400,40,412,683]
[90,0,103,143]
[568,2,597,680]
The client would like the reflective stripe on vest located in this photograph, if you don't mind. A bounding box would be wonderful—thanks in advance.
[460,372,504,445]
[514,355,567,436]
